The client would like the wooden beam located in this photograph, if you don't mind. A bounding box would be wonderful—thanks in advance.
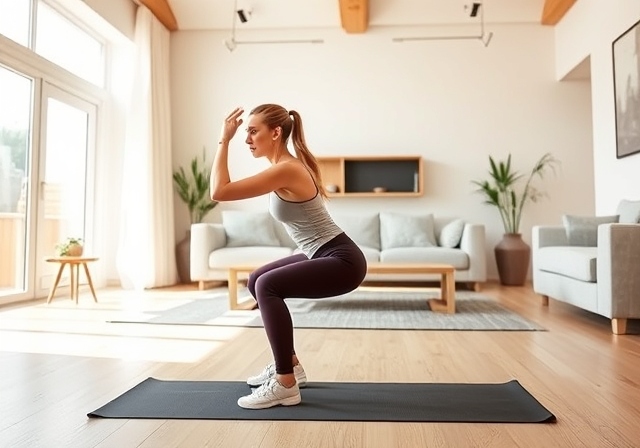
[139,0,178,31]
[541,0,577,26]
[338,0,369,34]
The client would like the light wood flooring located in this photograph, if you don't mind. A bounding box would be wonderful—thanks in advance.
[0,282,639,448]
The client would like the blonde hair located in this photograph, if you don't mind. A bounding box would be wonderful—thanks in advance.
[250,104,327,199]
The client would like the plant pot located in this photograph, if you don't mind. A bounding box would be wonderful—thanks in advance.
[494,233,531,286]
[66,244,83,256]
[175,230,191,284]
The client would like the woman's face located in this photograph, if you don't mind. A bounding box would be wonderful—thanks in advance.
[245,113,278,159]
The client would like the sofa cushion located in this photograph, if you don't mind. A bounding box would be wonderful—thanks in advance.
[358,245,381,263]
[379,212,437,250]
[331,212,380,250]
[617,199,640,224]
[536,246,597,282]
[562,214,619,247]
[438,219,465,248]
[209,246,294,268]
[222,211,281,248]
[380,247,469,269]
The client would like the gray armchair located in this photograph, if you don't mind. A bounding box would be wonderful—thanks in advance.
[532,200,640,334]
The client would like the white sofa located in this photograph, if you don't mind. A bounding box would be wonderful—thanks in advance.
[532,199,640,334]
[191,211,487,291]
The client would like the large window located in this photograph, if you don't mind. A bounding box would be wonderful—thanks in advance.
[0,0,121,303]
[0,65,32,294]
[35,1,105,86]
[0,0,32,47]
[0,0,105,87]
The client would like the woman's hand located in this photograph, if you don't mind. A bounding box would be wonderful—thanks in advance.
[219,107,244,144]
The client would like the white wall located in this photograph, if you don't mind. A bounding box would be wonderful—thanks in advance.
[170,23,593,280]
[556,0,640,216]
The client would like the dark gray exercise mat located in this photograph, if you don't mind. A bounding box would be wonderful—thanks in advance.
[88,378,555,423]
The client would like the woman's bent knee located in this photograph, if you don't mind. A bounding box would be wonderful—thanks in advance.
[247,271,259,298]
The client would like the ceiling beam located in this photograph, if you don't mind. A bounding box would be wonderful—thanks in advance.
[541,0,577,26]
[139,0,178,31]
[338,0,369,34]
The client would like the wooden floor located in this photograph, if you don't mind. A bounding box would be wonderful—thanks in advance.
[0,282,639,448]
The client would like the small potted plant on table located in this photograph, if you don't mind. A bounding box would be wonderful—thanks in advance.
[55,237,84,257]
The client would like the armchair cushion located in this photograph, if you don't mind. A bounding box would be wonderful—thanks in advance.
[616,199,640,224]
[222,211,281,247]
[536,246,597,282]
[562,214,619,246]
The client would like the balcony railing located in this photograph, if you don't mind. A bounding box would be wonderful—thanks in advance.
[0,213,62,290]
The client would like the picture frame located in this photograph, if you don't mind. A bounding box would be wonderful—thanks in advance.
[612,19,640,159]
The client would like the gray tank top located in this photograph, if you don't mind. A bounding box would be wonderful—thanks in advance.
[270,191,343,258]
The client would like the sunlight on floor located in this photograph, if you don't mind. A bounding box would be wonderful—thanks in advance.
[0,286,250,363]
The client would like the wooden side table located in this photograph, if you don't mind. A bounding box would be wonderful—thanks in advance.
[45,256,99,304]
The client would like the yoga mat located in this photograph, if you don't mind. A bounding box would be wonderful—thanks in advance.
[88,378,555,423]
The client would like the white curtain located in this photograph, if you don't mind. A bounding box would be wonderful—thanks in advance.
[116,5,178,289]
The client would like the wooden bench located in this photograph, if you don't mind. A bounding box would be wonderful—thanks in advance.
[227,263,456,313]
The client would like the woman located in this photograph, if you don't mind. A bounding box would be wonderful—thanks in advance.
[211,104,367,410]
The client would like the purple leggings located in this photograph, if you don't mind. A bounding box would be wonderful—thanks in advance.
[247,232,367,375]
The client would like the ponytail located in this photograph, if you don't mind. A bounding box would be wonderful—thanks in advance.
[289,110,327,199]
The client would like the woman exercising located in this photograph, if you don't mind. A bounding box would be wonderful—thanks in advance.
[210,104,367,410]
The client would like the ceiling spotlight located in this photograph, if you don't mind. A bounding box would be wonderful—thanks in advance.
[236,8,251,23]
[469,2,481,18]
[482,31,493,47]
[393,0,493,47]
[224,38,237,52]
[223,0,324,52]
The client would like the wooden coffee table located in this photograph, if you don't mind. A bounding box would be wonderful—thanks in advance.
[227,262,456,313]
[366,263,456,313]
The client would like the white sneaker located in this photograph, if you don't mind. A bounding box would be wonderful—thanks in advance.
[247,362,308,388]
[237,378,301,410]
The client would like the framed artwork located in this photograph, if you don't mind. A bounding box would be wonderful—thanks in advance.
[612,19,640,159]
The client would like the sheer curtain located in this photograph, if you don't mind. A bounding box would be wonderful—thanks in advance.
[116,5,177,289]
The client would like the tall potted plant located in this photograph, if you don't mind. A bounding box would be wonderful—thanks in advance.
[472,152,559,286]
[173,148,218,284]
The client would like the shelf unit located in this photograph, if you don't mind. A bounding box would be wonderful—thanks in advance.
[317,155,423,198]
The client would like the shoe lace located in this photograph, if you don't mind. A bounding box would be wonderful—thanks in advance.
[252,378,277,398]
[261,363,276,379]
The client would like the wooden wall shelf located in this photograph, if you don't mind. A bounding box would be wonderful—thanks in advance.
[317,155,423,197]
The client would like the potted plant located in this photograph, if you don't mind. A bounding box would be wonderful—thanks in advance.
[55,237,84,257]
[173,148,219,284]
[472,152,559,286]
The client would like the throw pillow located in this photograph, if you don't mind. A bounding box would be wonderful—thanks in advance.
[438,219,466,248]
[222,211,281,247]
[616,199,640,224]
[562,214,620,247]
[331,212,380,250]
[379,212,437,250]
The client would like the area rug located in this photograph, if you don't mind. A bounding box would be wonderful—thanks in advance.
[88,378,556,423]
[108,289,545,331]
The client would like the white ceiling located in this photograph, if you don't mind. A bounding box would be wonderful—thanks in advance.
[168,0,546,31]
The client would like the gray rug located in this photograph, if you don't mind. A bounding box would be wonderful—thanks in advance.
[109,289,545,331]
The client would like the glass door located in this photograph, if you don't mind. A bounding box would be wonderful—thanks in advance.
[0,65,33,301]
[35,82,96,298]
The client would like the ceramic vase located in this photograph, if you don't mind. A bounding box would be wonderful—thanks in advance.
[494,233,531,286]
[175,230,191,284]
